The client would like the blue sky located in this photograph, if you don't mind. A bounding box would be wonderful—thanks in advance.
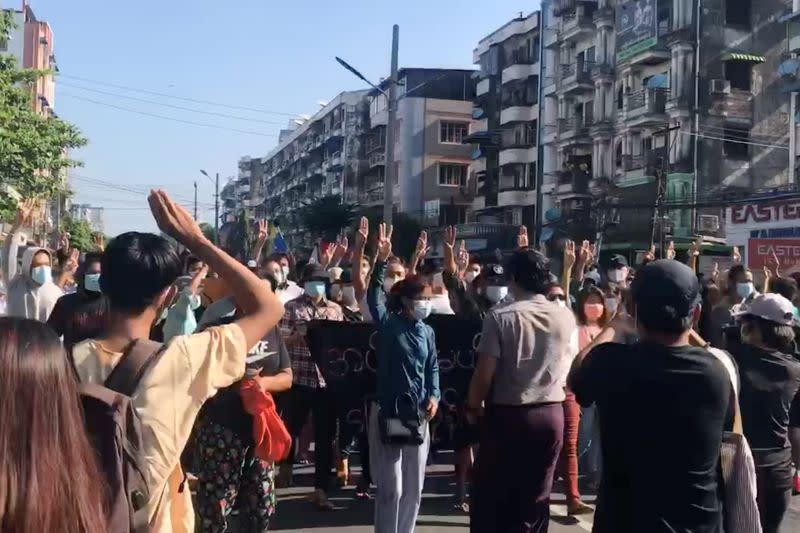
[32,0,538,235]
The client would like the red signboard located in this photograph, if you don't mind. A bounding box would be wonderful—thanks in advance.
[747,239,800,273]
[730,202,800,225]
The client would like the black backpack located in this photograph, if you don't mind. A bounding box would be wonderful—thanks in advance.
[78,339,166,533]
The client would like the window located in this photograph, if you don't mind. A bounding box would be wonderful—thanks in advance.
[725,0,750,28]
[641,136,653,153]
[438,163,468,186]
[440,205,467,226]
[723,128,749,159]
[725,61,752,91]
[440,122,469,144]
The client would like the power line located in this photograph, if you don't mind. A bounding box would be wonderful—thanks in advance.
[59,82,286,126]
[70,174,214,206]
[698,124,789,142]
[58,73,301,117]
[60,93,279,138]
[678,130,789,150]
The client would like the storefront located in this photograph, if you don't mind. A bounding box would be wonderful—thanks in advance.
[726,201,800,274]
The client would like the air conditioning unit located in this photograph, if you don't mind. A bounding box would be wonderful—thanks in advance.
[709,79,731,95]
[699,214,720,232]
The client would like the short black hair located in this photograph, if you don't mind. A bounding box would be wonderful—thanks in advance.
[263,272,279,293]
[185,255,202,270]
[101,232,182,312]
[83,251,103,266]
[741,315,796,352]
[769,277,798,302]
[505,250,551,294]
[635,303,694,335]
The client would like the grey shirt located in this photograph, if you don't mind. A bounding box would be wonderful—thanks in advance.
[477,294,578,405]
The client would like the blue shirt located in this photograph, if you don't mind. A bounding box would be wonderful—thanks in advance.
[368,261,440,416]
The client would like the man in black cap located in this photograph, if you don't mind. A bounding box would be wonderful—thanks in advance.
[605,254,629,286]
[568,260,732,533]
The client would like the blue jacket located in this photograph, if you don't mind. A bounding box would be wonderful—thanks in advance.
[368,260,440,417]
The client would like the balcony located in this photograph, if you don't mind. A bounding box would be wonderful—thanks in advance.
[555,168,591,196]
[328,122,344,139]
[502,62,538,85]
[500,105,537,125]
[592,4,614,24]
[544,26,559,49]
[709,89,753,125]
[369,152,386,167]
[591,61,614,80]
[560,11,595,42]
[499,147,537,166]
[329,151,343,168]
[559,61,594,94]
[360,190,385,206]
[624,88,667,126]
[557,115,593,146]
[617,35,670,66]
[476,78,491,96]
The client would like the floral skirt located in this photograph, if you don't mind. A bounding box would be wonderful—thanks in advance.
[194,420,276,533]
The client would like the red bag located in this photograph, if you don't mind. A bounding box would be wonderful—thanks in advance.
[239,379,291,462]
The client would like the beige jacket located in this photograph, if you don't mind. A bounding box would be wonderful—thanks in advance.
[72,323,248,533]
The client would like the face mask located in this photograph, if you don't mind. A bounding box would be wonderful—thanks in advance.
[281,265,290,279]
[383,278,398,293]
[465,271,479,283]
[583,303,605,321]
[84,273,102,293]
[607,269,626,283]
[736,282,754,300]
[412,300,432,320]
[304,281,326,299]
[605,297,618,314]
[330,285,343,300]
[486,285,508,304]
[342,286,357,305]
[31,265,52,285]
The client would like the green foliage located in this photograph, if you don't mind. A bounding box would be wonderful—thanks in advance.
[0,12,87,222]
[61,214,94,252]
[299,194,358,242]
[199,222,216,243]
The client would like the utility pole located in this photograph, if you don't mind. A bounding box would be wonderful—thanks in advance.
[193,181,198,220]
[383,25,399,227]
[214,173,220,245]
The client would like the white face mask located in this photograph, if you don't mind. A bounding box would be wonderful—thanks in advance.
[485,285,508,304]
[736,282,754,300]
[605,297,618,314]
[412,300,432,320]
[607,268,626,283]
[465,270,479,283]
[281,265,290,280]
[383,277,398,293]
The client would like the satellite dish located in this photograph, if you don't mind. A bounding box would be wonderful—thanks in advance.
[471,147,483,160]
[544,208,561,222]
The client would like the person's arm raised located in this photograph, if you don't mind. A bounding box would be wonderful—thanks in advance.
[148,190,283,348]
[352,217,369,302]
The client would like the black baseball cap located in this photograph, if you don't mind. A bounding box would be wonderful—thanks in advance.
[631,259,701,317]
[609,254,628,268]
[483,264,507,284]
[303,263,329,282]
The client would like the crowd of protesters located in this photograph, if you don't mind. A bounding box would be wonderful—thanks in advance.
[1,192,799,533]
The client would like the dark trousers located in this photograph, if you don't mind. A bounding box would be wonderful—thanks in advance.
[470,402,564,533]
[755,462,793,533]
[282,385,371,491]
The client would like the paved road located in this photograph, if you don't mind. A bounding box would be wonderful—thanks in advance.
[269,456,800,533]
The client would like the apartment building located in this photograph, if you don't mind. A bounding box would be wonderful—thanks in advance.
[68,204,105,234]
[364,68,476,226]
[541,0,790,252]
[468,12,541,231]
[260,91,370,248]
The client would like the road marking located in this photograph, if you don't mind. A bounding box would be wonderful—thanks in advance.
[549,503,594,532]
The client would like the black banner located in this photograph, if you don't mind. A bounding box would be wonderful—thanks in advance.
[306,315,483,449]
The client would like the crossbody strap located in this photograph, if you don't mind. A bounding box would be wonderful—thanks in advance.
[104,339,166,397]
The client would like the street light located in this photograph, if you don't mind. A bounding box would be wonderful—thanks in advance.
[200,169,220,245]
[335,25,399,227]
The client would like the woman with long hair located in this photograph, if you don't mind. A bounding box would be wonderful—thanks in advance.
[367,223,440,533]
[0,317,107,533]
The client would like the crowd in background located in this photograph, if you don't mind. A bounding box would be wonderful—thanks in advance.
[0,192,799,533]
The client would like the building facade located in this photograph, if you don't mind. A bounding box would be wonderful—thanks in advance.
[468,13,541,231]
[69,203,105,234]
[541,0,791,253]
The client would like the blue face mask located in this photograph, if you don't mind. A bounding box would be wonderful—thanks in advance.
[304,281,327,299]
[31,265,52,286]
[84,273,102,293]
[412,300,432,320]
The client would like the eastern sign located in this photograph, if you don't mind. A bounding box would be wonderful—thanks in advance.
[616,0,658,62]
[729,202,800,225]
[747,238,800,273]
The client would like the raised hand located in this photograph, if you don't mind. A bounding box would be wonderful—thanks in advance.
[710,262,720,284]
[92,233,105,252]
[148,189,205,247]
[354,216,369,251]
[414,230,430,258]
[563,240,576,272]
[377,223,393,262]
[517,225,529,250]
[688,235,703,258]
[666,241,676,260]
[732,245,741,266]
[256,219,269,244]
[15,199,36,227]
[330,234,349,266]
[64,248,80,276]
[457,240,469,272]
[766,248,781,277]
[320,241,336,268]
[644,244,656,263]
[444,225,457,250]
[577,240,592,268]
